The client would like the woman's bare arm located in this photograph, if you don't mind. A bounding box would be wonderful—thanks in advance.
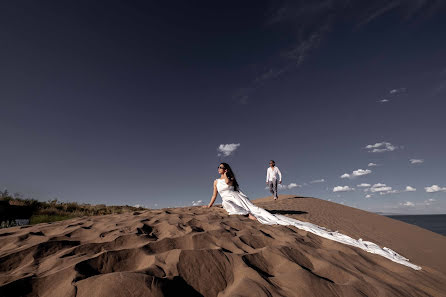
[204,180,218,208]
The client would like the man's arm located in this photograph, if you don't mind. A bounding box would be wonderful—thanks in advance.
[266,168,269,183]
[277,167,282,183]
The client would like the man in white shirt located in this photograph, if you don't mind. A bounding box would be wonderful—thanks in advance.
[266,160,282,200]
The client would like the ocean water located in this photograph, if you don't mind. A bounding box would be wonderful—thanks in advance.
[387,215,446,236]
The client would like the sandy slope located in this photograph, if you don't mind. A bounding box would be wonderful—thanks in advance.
[255,195,446,274]
[0,196,445,297]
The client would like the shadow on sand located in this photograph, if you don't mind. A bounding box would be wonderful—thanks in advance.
[268,210,308,215]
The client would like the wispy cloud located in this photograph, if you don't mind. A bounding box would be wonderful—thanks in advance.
[341,169,372,179]
[377,86,408,103]
[409,159,424,164]
[398,198,436,208]
[366,183,416,195]
[434,79,446,95]
[356,0,446,28]
[377,87,408,103]
[279,182,301,190]
[232,88,254,105]
[365,194,373,198]
[217,143,240,157]
[357,183,371,188]
[356,0,402,28]
[333,186,354,192]
[192,200,203,206]
[234,2,337,104]
[368,162,378,167]
[389,88,407,94]
[400,201,415,207]
[425,185,446,193]
[424,198,436,205]
[254,67,290,83]
[281,26,330,67]
[235,1,445,104]
[365,142,398,153]
[309,179,325,183]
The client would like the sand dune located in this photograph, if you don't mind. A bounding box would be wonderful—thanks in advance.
[1,196,445,297]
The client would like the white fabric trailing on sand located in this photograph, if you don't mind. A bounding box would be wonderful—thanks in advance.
[216,179,421,270]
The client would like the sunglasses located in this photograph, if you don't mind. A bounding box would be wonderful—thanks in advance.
[218,166,225,169]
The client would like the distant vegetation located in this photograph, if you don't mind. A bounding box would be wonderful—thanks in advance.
[0,189,147,228]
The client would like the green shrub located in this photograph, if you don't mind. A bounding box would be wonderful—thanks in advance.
[1,190,147,228]
[30,214,75,224]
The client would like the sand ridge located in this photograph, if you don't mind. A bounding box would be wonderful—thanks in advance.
[1,196,445,297]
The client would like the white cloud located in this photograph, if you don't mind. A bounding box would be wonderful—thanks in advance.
[405,186,416,192]
[409,159,424,164]
[370,183,392,193]
[401,201,415,207]
[424,198,436,205]
[425,185,446,193]
[357,183,371,188]
[376,88,406,104]
[333,186,354,192]
[365,142,398,153]
[192,200,203,206]
[389,88,406,94]
[309,179,325,183]
[217,143,240,157]
[353,169,372,177]
[278,182,301,190]
[365,194,373,198]
[369,184,416,195]
[368,162,378,167]
[341,169,372,179]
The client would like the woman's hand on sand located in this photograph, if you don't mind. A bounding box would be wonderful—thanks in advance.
[202,205,210,208]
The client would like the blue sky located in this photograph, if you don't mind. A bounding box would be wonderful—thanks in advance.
[1,1,445,214]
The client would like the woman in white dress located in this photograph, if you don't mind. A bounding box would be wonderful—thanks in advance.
[203,162,258,221]
[203,163,421,270]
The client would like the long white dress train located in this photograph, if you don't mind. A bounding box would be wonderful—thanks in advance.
[216,178,421,270]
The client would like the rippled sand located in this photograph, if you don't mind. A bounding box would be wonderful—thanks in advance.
[1,196,445,296]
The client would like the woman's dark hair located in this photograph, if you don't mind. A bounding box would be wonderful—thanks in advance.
[220,163,240,192]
